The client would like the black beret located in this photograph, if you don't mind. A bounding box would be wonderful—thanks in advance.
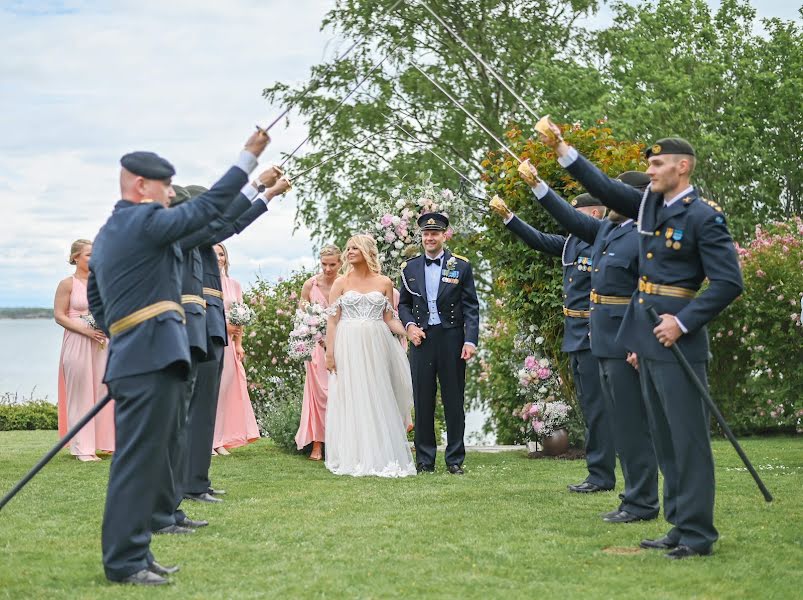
[617,170,651,191]
[169,184,191,207]
[417,212,449,231]
[570,193,604,208]
[645,137,695,158]
[120,151,175,180]
[185,184,208,199]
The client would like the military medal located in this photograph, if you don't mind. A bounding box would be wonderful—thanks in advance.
[672,229,684,250]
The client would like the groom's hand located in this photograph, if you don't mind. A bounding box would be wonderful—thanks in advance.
[460,344,476,361]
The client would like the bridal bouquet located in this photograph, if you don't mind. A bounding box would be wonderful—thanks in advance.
[512,354,569,438]
[365,176,470,279]
[287,302,327,361]
[227,301,256,326]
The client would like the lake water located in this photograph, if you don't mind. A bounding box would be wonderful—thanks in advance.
[0,319,493,443]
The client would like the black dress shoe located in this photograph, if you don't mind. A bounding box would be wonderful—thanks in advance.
[176,517,209,528]
[601,508,623,519]
[665,544,712,559]
[568,481,613,493]
[603,510,656,524]
[640,536,679,550]
[416,463,435,473]
[115,569,169,586]
[149,561,180,576]
[184,492,222,503]
[154,524,195,535]
[447,464,465,475]
[208,487,226,496]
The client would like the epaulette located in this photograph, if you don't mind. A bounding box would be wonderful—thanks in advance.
[451,253,469,262]
[702,198,723,213]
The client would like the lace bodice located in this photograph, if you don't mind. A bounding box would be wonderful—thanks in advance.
[331,290,395,321]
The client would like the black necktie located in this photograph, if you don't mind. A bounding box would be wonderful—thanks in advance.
[425,257,441,267]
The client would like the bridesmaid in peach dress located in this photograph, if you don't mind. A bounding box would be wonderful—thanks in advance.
[54,239,115,461]
[294,245,342,460]
[212,244,260,454]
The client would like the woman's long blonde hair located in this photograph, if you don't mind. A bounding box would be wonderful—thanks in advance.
[341,234,381,276]
[215,243,229,276]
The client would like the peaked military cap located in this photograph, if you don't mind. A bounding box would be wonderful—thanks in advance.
[617,170,651,191]
[120,151,175,180]
[185,184,209,199]
[417,212,449,231]
[170,184,191,207]
[570,193,604,208]
[645,137,696,158]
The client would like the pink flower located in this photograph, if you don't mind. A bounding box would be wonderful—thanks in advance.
[271,357,278,365]
[532,420,544,433]
[384,231,396,243]
[524,356,537,370]
[277,276,285,283]
[380,214,393,227]
[528,404,541,417]
[290,291,298,300]
[249,331,256,338]
[537,367,552,380]
[444,228,454,241]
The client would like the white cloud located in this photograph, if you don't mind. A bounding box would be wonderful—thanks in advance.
[0,0,336,306]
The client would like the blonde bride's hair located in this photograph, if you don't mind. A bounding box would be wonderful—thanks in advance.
[341,234,382,275]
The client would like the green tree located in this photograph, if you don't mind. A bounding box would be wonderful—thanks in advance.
[263,0,604,247]
[590,0,803,238]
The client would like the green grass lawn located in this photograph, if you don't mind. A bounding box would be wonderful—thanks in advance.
[0,432,801,599]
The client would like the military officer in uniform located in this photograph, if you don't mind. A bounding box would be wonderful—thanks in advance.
[182,172,291,504]
[398,213,480,474]
[541,123,743,558]
[88,129,269,585]
[491,191,616,493]
[514,163,659,523]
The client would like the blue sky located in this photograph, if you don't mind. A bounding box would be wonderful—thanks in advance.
[0,0,799,307]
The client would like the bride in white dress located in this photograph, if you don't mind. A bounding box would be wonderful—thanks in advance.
[324,234,417,477]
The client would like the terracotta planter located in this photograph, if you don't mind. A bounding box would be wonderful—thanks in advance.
[541,429,569,456]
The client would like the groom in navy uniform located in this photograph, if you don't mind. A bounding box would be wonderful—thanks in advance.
[398,213,480,474]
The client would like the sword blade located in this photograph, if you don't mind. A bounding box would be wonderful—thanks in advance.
[409,61,521,163]
[416,0,541,124]
[279,43,401,169]
[259,0,406,133]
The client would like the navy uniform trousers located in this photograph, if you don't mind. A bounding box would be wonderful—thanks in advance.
[409,324,466,466]
[534,187,657,514]
[102,365,184,579]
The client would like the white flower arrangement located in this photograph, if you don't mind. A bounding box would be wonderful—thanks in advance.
[227,301,256,326]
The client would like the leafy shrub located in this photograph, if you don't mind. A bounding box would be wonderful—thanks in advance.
[709,218,803,434]
[242,271,311,450]
[0,394,58,431]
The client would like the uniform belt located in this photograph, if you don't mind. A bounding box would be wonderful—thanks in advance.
[590,291,631,305]
[202,287,223,299]
[109,301,186,337]
[638,280,696,299]
[181,294,207,309]
[563,306,590,318]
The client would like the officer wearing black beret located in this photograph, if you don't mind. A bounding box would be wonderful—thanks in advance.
[517,162,659,524]
[398,212,480,474]
[540,121,743,559]
[490,190,617,494]
[87,128,270,585]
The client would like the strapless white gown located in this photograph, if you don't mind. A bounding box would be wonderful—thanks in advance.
[325,291,416,478]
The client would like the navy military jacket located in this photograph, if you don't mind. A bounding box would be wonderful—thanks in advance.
[398,249,480,346]
[565,153,743,362]
[87,166,248,382]
[537,187,640,359]
[181,246,207,358]
[179,193,267,353]
[505,215,593,353]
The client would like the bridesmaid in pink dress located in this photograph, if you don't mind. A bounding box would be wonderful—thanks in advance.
[212,244,260,454]
[294,245,342,460]
[54,239,115,461]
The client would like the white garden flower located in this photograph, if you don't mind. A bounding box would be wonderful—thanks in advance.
[395,199,405,209]
[394,240,404,249]
[535,336,544,345]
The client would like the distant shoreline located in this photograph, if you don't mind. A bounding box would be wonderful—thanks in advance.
[0,308,53,319]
